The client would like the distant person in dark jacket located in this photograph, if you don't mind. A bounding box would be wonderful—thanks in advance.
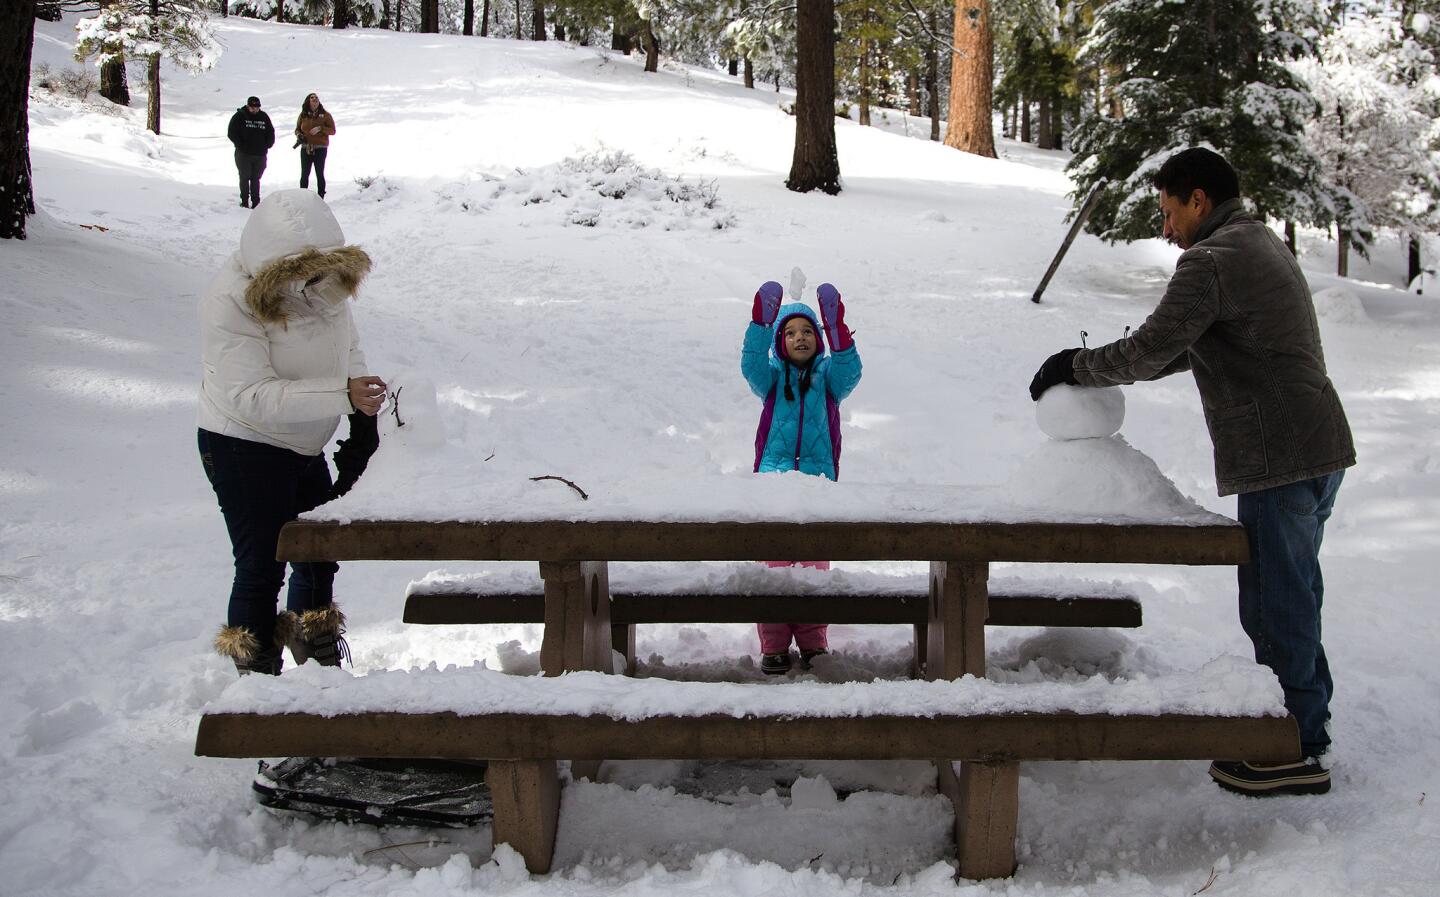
[228,96,276,209]
[1029,148,1356,798]
[295,92,337,199]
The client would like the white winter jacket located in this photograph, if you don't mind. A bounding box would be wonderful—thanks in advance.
[197,190,372,455]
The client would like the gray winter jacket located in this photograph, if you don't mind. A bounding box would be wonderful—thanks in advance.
[1070,198,1355,496]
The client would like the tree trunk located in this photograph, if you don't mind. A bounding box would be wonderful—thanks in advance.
[729,58,738,76]
[744,57,753,88]
[481,0,490,36]
[1337,229,1349,278]
[1,0,36,239]
[786,0,840,195]
[276,0,284,24]
[612,17,629,53]
[859,35,872,125]
[945,1,995,157]
[421,0,437,33]
[394,0,403,30]
[514,0,520,36]
[145,0,160,134]
[925,14,939,142]
[1284,221,1296,256]
[1050,95,1063,149]
[334,0,348,28]
[531,1,544,39]
[1409,234,1422,291]
[1020,97,1030,143]
[219,0,227,16]
[146,54,160,134]
[907,70,921,116]
[641,18,659,72]
[463,0,473,35]
[101,55,130,106]
[555,22,565,41]
[1036,94,1052,149]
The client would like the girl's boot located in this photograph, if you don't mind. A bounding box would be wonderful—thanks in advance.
[287,604,350,667]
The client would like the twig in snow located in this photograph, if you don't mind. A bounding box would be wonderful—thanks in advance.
[530,475,589,500]
[808,852,824,864]
[1193,867,1219,894]
[483,452,496,462]
[1421,792,1427,805]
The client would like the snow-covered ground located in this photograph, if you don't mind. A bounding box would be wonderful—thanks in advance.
[4,16,1440,897]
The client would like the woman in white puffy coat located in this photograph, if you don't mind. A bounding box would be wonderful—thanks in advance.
[197,189,385,675]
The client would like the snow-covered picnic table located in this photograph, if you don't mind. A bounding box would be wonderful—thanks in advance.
[239,476,1289,874]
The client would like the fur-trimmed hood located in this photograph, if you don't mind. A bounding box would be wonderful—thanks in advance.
[239,190,372,324]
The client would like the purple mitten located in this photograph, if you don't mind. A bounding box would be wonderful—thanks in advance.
[752,281,783,326]
[817,283,852,351]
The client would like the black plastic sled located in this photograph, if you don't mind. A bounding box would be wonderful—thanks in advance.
[252,756,493,828]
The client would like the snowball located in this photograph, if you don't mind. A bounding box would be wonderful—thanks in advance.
[789,265,806,301]
[1035,384,1125,440]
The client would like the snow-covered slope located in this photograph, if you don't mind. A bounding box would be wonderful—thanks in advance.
[3,15,1439,897]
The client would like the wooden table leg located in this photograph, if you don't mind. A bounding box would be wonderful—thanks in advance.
[538,561,613,676]
[488,759,561,874]
[928,561,1019,879]
[538,561,612,782]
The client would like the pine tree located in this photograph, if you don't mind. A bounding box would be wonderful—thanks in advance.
[993,0,1078,149]
[1066,0,1329,242]
[1295,3,1439,275]
[1,0,37,240]
[788,0,841,193]
[945,0,996,157]
[74,0,219,135]
[1398,1,1440,286]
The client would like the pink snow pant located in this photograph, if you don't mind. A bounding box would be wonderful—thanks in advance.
[757,560,830,654]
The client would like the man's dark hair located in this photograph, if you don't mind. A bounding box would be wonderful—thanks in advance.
[1151,148,1240,204]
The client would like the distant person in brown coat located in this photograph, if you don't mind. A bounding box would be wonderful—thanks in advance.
[295,92,337,199]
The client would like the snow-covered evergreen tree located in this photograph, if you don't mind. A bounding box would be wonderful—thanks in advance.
[74,0,219,133]
[1066,0,1329,243]
[1293,3,1440,274]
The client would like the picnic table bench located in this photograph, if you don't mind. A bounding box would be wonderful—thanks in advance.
[196,516,1298,880]
[402,563,1145,675]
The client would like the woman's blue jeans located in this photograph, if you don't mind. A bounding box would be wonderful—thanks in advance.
[198,429,338,647]
[1237,470,1344,758]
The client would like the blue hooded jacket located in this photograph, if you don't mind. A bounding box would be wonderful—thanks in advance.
[741,302,862,480]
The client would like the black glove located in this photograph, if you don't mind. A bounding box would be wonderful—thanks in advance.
[1028,348,1081,401]
[330,411,380,499]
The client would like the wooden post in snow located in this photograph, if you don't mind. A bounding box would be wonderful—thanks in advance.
[1031,180,1106,304]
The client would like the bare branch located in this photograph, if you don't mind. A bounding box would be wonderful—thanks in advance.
[529,475,589,500]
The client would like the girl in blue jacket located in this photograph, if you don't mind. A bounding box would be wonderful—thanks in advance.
[740,281,863,674]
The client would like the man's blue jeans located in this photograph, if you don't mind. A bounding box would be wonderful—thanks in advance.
[1237,470,1344,758]
[198,429,338,648]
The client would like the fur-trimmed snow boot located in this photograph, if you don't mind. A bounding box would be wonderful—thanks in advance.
[214,624,283,676]
[287,604,350,667]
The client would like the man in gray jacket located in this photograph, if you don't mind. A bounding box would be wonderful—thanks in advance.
[1030,148,1355,796]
